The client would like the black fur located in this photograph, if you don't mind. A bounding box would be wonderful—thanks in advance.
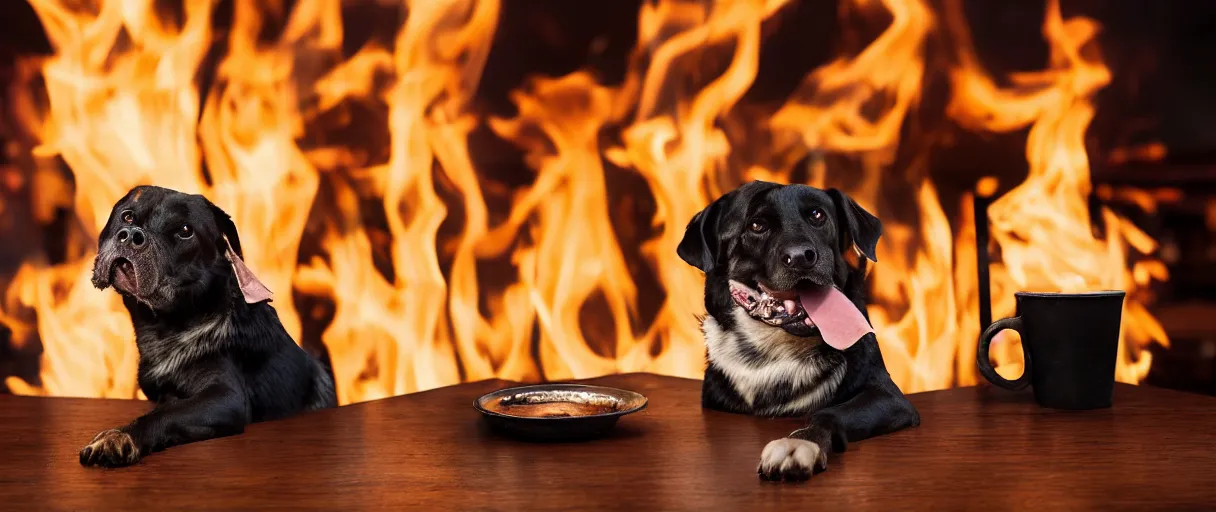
[79,185,336,468]
[679,180,919,482]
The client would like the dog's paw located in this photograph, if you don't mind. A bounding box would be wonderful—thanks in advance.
[757,438,826,482]
[79,429,141,468]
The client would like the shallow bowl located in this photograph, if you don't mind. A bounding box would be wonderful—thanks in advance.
[474,383,648,442]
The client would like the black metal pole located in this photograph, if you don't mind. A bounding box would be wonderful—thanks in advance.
[974,193,993,334]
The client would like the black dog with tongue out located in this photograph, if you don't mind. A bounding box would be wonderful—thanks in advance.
[678,180,919,482]
[81,185,336,468]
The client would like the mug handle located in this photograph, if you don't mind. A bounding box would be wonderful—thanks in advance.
[976,317,1032,391]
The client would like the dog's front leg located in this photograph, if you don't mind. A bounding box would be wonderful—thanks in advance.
[79,382,250,468]
[757,377,919,481]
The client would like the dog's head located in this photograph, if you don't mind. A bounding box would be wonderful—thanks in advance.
[678,181,881,338]
[91,185,268,313]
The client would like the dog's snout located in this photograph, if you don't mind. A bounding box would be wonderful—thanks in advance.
[116,227,147,249]
[781,245,816,269]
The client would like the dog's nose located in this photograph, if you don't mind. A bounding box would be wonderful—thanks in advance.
[781,245,816,269]
[116,227,147,249]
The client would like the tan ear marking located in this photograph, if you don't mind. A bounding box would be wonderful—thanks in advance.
[842,244,861,269]
[841,244,873,277]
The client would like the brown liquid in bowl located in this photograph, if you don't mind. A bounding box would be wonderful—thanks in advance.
[493,401,618,418]
[487,390,624,418]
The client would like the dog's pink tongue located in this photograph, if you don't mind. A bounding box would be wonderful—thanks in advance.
[799,287,873,350]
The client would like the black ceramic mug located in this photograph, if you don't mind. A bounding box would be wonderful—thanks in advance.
[976,291,1126,410]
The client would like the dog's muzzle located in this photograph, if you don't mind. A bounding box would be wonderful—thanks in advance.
[92,226,151,293]
[91,240,143,296]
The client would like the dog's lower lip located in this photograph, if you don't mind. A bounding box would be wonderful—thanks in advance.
[785,321,819,331]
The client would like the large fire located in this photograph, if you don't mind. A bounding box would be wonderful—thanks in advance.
[1,0,1168,404]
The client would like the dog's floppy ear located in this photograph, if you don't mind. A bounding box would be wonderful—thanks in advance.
[206,198,273,304]
[827,188,882,262]
[208,202,244,258]
[677,192,733,274]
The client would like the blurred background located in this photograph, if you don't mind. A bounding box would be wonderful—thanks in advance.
[0,0,1212,405]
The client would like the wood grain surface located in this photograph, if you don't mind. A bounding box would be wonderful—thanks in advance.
[2,374,1215,511]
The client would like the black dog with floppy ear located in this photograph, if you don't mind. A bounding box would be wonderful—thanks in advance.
[678,180,919,483]
[81,185,336,468]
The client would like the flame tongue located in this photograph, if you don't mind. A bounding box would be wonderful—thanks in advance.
[798,286,873,350]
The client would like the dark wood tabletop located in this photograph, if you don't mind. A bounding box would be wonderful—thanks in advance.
[2,373,1215,511]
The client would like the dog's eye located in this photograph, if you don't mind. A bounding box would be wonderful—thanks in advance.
[809,208,826,225]
[120,210,134,223]
[749,220,768,233]
[177,224,194,239]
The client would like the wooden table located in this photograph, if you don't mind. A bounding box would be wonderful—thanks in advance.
[2,374,1215,510]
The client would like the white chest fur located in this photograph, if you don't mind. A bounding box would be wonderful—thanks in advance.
[702,308,845,417]
[139,315,232,381]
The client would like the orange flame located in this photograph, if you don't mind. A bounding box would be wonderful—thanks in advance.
[944,0,1168,382]
[3,0,1167,403]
